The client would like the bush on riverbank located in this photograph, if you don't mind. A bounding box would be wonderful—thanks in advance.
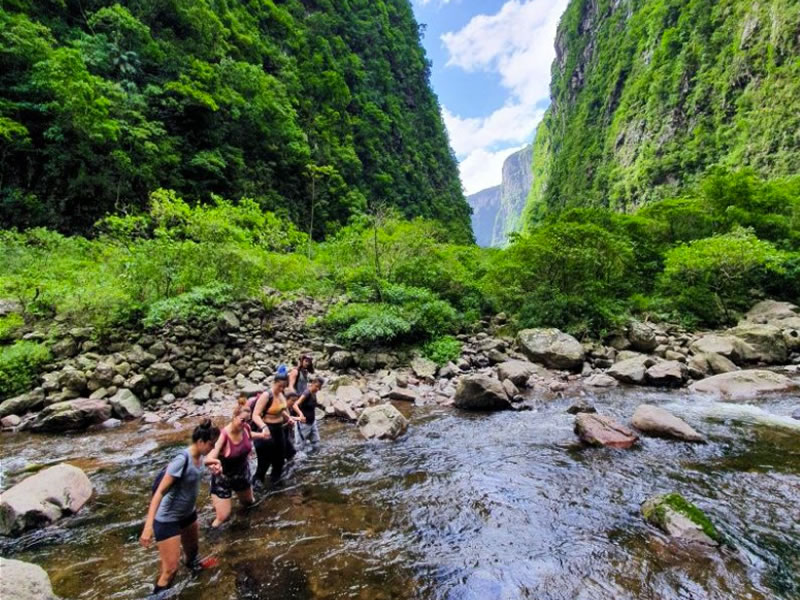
[0,341,51,398]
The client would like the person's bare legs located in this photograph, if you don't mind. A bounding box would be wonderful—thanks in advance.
[211,494,231,527]
[236,487,254,506]
[180,520,199,565]
[155,535,181,588]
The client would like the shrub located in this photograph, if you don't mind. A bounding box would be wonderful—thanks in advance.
[0,341,51,400]
[324,303,412,346]
[422,336,461,366]
[0,313,24,343]
[144,283,234,327]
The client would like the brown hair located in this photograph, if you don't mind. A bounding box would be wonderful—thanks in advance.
[232,396,250,418]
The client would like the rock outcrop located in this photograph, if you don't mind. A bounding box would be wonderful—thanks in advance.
[516,328,585,372]
[357,404,408,440]
[454,376,511,411]
[0,464,93,535]
[689,370,798,400]
[631,405,704,442]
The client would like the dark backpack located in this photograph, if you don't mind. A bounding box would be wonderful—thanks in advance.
[249,391,274,429]
[151,450,190,495]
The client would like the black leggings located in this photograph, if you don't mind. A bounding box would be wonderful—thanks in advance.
[254,422,286,483]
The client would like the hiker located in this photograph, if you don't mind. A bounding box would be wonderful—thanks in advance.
[205,398,266,526]
[293,376,324,451]
[288,354,314,395]
[251,366,297,486]
[284,391,299,460]
[140,419,220,594]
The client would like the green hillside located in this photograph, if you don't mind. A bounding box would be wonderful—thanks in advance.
[525,0,800,221]
[0,0,471,241]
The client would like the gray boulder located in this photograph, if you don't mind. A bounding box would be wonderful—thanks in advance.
[189,383,213,404]
[218,310,240,332]
[0,463,92,535]
[607,356,657,385]
[632,404,704,442]
[502,378,519,399]
[777,317,800,351]
[689,334,756,365]
[689,370,798,400]
[357,404,408,440]
[109,389,143,420]
[645,361,688,388]
[726,323,787,365]
[641,493,721,546]
[329,351,354,370]
[516,328,585,372]
[0,558,56,600]
[388,388,417,402]
[628,321,658,352]
[0,389,46,418]
[584,373,617,388]
[687,352,738,379]
[145,362,176,384]
[411,356,437,380]
[497,360,539,387]
[575,413,638,448]
[454,376,511,411]
[745,300,799,323]
[31,398,111,432]
[58,366,87,393]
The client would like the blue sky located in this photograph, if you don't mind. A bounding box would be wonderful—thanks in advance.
[411,0,569,194]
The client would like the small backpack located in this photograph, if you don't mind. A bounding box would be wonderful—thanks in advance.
[249,391,274,425]
[151,450,190,495]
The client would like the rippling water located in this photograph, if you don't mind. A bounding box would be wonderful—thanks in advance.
[1,386,799,600]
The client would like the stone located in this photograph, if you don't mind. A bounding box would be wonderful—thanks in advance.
[0,389,46,418]
[616,350,645,362]
[487,349,509,365]
[690,335,757,365]
[645,360,689,388]
[0,299,23,317]
[454,376,511,411]
[126,346,157,368]
[517,328,585,372]
[410,356,437,380]
[357,404,409,440]
[239,381,263,396]
[566,400,596,415]
[31,398,111,432]
[109,389,143,420]
[248,369,267,382]
[388,388,417,402]
[218,310,240,332]
[439,362,459,379]
[574,413,639,448]
[114,361,131,377]
[628,321,658,352]
[0,558,57,600]
[335,385,363,406]
[88,387,109,400]
[0,463,93,535]
[142,412,161,424]
[332,399,358,421]
[126,374,148,394]
[394,373,409,388]
[98,418,122,429]
[664,350,686,363]
[688,352,738,380]
[501,378,519,399]
[584,373,618,388]
[689,370,798,400]
[745,300,799,324]
[51,337,79,359]
[329,351,354,370]
[497,360,539,387]
[778,317,800,351]
[149,341,167,358]
[58,366,87,392]
[145,362,176,384]
[726,323,787,365]
[641,493,721,546]
[173,382,193,398]
[632,404,705,442]
[1,414,22,428]
[607,356,657,385]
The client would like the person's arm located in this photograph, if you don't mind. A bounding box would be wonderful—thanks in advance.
[204,432,226,474]
[140,461,179,547]
[292,393,307,422]
[288,369,298,394]
[252,393,271,439]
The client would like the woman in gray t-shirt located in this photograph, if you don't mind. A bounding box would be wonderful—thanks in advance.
[140,419,219,595]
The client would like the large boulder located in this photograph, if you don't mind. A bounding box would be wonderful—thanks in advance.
[328,351,354,370]
[745,300,799,323]
[687,352,738,379]
[641,493,721,546]
[0,464,93,535]
[574,413,638,448]
[57,366,87,393]
[632,405,704,442]
[607,356,657,385]
[777,317,800,351]
[0,389,46,418]
[109,389,143,420]
[454,376,511,411]
[584,373,618,388]
[410,356,437,380]
[689,370,798,400]
[0,558,56,600]
[627,321,658,352]
[689,334,757,365]
[30,398,111,432]
[357,404,408,440]
[496,360,539,387]
[726,323,787,365]
[516,328,585,372]
[645,361,688,388]
[145,362,176,384]
[189,383,213,404]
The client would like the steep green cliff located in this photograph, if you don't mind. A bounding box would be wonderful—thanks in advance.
[525,0,800,221]
[0,0,471,241]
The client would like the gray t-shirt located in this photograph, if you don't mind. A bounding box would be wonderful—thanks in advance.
[154,450,203,523]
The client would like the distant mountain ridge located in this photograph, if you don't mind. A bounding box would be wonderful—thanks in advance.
[468,144,534,247]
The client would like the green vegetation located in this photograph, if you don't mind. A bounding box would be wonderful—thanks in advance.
[0,314,24,343]
[0,341,50,399]
[527,0,800,219]
[643,493,723,544]
[0,0,470,241]
[422,336,462,366]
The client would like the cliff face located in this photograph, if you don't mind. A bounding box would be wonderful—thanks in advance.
[467,144,534,247]
[525,0,800,222]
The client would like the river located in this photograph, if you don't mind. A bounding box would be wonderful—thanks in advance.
[1,386,799,600]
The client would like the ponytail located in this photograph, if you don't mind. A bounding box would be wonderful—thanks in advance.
[192,419,220,443]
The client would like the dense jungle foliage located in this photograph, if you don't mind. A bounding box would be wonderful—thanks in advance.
[0,0,471,241]
[525,0,800,221]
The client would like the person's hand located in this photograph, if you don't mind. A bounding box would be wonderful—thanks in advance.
[207,461,222,476]
[298,415,307,423]
[140,525,154,548]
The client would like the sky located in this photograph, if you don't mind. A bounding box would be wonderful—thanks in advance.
[411,0,569,195]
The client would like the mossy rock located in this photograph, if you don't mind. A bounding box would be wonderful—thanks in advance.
[642,493,722,546]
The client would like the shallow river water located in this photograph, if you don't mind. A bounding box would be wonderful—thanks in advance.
[1,386,799,600]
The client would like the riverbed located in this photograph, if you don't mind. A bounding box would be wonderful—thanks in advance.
[1,386,799,600]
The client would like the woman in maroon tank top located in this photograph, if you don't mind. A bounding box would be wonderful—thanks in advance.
[205,398,268,527]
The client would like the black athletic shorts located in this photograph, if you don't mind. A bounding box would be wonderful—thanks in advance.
[153,511,197,542]
[210,465,252,499]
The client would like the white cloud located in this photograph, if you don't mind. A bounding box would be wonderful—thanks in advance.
[459,145,525,195]
[444,104,544,158]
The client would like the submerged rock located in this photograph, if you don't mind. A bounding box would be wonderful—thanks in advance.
[0,464,93,536]
[566,399,596,415]
[689,370,798,400]
[574,413,638,448]
[357,404,408,440]
[516,328,585,372]
[0,557,57,600]
[454,376,511,411]
[631,405,704,442]
[641,493,721,546]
